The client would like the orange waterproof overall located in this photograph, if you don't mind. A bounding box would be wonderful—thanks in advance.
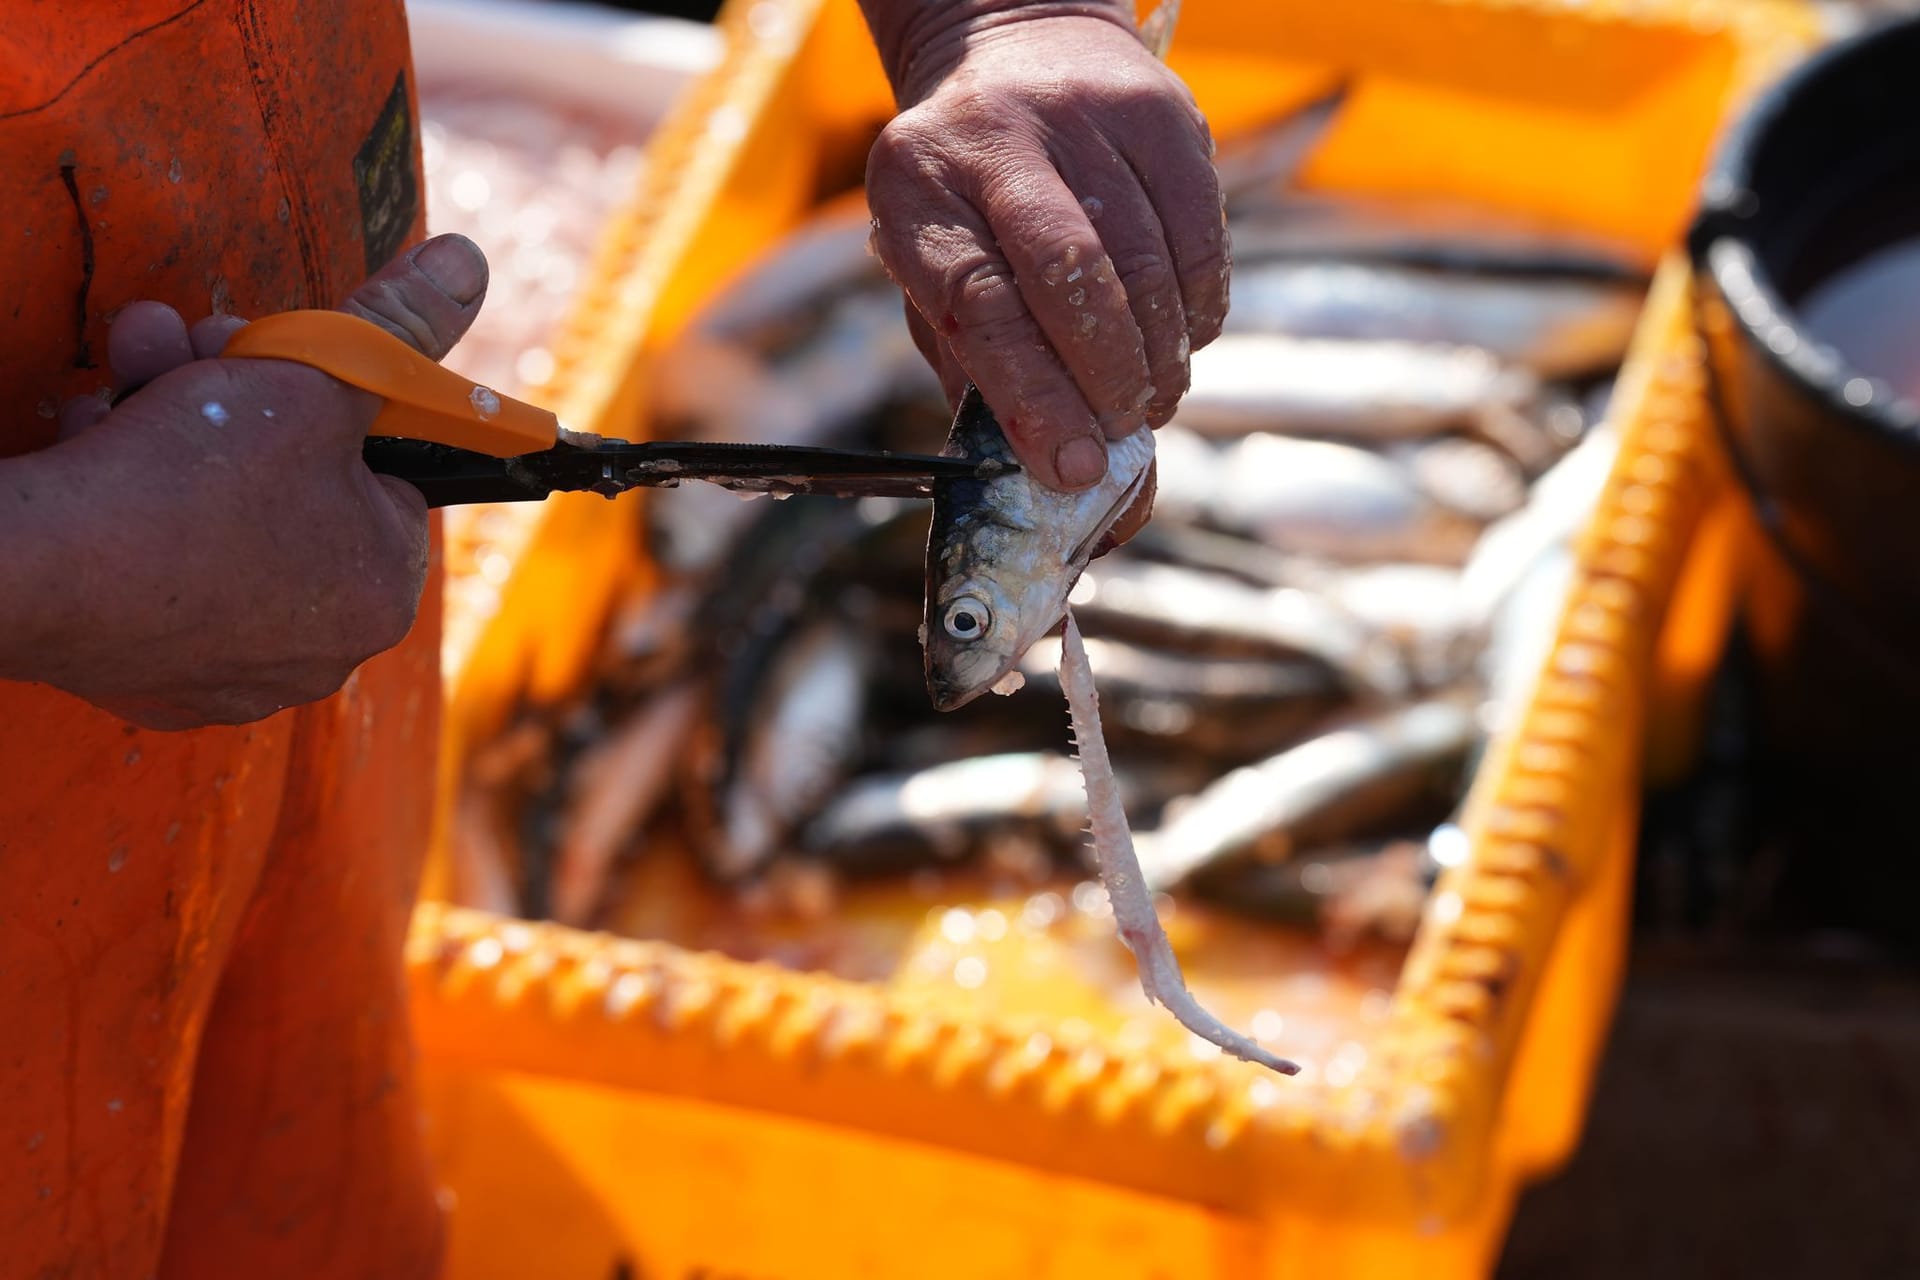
[2,5,445,1277]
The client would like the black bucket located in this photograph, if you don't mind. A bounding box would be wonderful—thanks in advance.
[1688,12,1920,770]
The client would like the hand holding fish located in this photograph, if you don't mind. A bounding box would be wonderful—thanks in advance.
[858,0,1223,493]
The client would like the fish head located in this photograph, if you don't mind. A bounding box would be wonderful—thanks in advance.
[923,570,1032,711]
[921,386,1156,710]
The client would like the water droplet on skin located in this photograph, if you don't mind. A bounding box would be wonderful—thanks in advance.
[1065,267,1084,283]
[1080,196,1104,218]
[262,408,276,419]
[1078,314,1097,337]
[200,402,229,426]
[1176,333,1190,360]
[167,158,182,184]
[107,847,128,873]
[470,386,501,419]
[1065,287,1086,307]
[107,1098,123,1114]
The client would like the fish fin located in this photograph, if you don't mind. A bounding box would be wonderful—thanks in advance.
[1067,464,1155,567]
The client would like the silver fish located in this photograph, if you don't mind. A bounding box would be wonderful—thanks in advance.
[1016,633,1345,758]
[1172,334,1548,444]
[799,751,1189,873]
[1067,554,1410,696]
[648,291,940,574]
[1188,837,1438,942]
[710,616,871,879]
[691,204,886,348]
[1154,428,1483,564]
[1136,694,1481,892]
[1481,542,1577,740]
[1457,424,1618,628]
[922,387,1155,710]
[1224,259,1644,379]
[1388,435,1532,524]
[1224,192,1655,281]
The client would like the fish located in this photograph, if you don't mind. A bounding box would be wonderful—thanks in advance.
[921,386,1155,711]
[702,615,873,880]
[646,291,941,575]
[1066,555,1411,696]
[1457,424,1618,628]
[1480,542,1577,740]
[687,196,887,350]
[549,681,703,927]
[1223,192,1655,282]
[1224,259,1645,379]
[1016,633,1346,758]
[798,750,1194,875]
[1135,694,1481,892]
[1153,430,1484,565]
[1059,609,1300,1075]
[1188,837,1438,944]
[1172,334,1550,445]
[1388,435,1532,524]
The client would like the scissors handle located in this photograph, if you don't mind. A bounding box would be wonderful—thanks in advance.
[221,310,560,457]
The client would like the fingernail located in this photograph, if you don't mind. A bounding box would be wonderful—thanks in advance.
[412,235,487,305]
[1054,433,1108,488]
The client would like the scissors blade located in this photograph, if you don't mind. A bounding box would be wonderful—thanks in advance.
[361,438,1014,507]
[597,440,1012,499]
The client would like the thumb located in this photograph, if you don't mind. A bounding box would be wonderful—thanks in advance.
[339,233,489,361]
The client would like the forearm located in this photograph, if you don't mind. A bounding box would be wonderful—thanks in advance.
[855,0,1136,102]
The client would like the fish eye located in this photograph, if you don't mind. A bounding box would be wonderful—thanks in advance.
[942,596,992,641]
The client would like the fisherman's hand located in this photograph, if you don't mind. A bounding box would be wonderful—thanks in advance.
[860,2,1223,497]
[0,234,488,731]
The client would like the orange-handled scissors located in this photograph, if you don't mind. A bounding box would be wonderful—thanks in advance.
[219,310,1011,506]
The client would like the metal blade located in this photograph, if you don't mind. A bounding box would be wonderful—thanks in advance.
[361,438,1015,507]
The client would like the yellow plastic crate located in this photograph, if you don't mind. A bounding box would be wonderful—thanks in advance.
[409,0,1820,1275]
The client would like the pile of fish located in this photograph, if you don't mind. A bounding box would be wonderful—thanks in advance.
[455,95,1644,1040]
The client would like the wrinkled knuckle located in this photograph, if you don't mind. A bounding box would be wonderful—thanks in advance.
[944,257,1022,326]
[1029,231,1105,286]
[866,119,925,182]
[1114,252,1177,310]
